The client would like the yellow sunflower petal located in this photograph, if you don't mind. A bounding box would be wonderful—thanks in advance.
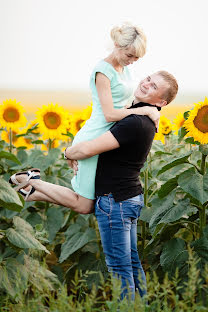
[184,97,208,144]
[173,113,185,134]
[1,130,24,147]
[36,103,69,140]
[154,131,165,144]
[0,99,27,131]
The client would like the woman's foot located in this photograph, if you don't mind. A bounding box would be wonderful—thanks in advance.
[9,169,40,191]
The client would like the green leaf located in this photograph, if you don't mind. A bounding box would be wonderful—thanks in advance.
[183,111,190,120]
[157,152,191,176]
[178,127,188,143]
[160,238,188,273]
[47,148,61,166]
[46,207,64,243]
[157,198,197,225]
[31,140,44,144]
[0,258,28,298]
[13,216,34,233]
[178,168,208,204]
[149,191,175,231]
[140,205,155,223]
[17,149,28,164]
[199,144,208,155]
[0,151,21,164]
[185,137,200,145]
[191,225,208,261]
[59,227,96,263]
[158,176,179,198]
[0,179,23,212]
[6,217,50,253]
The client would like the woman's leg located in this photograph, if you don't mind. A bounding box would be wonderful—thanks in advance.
[15,174,94,214]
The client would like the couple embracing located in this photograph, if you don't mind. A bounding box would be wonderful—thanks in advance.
[10,23,178,300]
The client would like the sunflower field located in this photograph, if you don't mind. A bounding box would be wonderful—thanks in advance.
[0,97,208,311]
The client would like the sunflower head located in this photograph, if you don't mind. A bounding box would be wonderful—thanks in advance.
[0,99,27,131]
[184,97,208,144]
[36,103,69,140]
[68,103,93,136]
[159,116,173,135]
[154,131,165,144]
[173,113,185,134]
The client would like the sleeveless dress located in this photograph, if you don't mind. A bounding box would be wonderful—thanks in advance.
[71,60,133,199]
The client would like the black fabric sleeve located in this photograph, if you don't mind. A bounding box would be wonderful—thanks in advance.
[110,115,142,146]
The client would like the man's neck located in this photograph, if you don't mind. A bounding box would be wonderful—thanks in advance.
[130,100,161,111]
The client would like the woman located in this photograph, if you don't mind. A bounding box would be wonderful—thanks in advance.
[10,23,160,213]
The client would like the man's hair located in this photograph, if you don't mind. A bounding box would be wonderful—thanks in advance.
[157,71,178,104]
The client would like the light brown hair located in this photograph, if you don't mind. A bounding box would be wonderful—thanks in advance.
[157,71,178,104]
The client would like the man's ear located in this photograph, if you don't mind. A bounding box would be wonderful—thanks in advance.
[156,99,167,107]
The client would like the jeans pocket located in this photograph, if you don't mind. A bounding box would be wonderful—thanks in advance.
[122,194,144,206]
[95,196,111,216]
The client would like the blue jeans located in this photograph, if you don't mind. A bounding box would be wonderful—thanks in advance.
[95,193,146,300]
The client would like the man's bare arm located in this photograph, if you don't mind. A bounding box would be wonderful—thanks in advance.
[65,131,120,160]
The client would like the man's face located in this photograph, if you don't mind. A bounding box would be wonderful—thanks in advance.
[134,73,169,107]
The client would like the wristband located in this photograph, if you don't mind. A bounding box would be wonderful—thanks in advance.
[64,148,70,160]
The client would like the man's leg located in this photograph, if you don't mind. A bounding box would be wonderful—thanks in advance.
[130,218,147,297]
[95,194,135,300]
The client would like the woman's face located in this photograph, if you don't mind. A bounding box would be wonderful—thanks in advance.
[115,45,139,66]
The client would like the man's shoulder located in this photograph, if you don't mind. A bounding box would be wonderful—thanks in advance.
[116,114,153,127]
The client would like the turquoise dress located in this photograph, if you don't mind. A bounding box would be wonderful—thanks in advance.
[71,60,133,199]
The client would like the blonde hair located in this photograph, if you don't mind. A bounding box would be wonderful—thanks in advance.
[110,23,147,58]
[157,71,178,104]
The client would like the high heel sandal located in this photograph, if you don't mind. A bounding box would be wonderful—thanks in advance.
[18,186,36,201]
[9,168,40,191]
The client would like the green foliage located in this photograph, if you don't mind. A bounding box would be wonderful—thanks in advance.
[0,129,208,309]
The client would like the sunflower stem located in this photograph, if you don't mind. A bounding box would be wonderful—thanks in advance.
[9,128,13,153]
[48,139,52,151]
[200,153,207,175]
[199,205,206,237]
[141,166,148,254]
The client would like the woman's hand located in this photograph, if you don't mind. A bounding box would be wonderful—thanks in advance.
[67,159,78,175]
[133,106,160,131]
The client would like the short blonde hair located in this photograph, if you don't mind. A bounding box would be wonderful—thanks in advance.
[157,71,178,104]
[110,23,147,58]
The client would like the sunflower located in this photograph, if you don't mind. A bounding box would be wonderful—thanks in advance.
[159,116,172,135]
[69,103,93,135]
[173,113,185,134]
[68,112,86,136]
[183,97,208,144]
[0,99,27,131]
[154,130,165,144]
[1,130,23,147]
[36,103,69,140]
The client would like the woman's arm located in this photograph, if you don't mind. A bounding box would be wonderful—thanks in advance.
[96,73,160,126]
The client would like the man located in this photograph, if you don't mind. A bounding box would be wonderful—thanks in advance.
[11,70,178,300]
[65,71,178,300]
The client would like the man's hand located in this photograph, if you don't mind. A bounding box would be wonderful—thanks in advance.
[67,159,78,175]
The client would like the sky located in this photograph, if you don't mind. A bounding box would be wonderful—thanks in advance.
[0,0,207,96]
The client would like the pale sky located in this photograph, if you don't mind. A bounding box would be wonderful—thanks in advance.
[0,0,207,95]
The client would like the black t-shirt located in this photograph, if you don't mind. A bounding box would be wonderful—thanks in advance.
[95,102,158,202]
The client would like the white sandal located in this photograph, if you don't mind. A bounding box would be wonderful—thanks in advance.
[9,168,40,191]
[18,186,36,201]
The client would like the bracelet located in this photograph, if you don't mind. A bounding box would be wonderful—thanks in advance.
[64,148,70,160]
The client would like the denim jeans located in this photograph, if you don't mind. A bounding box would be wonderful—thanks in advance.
[95,193,146,300]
